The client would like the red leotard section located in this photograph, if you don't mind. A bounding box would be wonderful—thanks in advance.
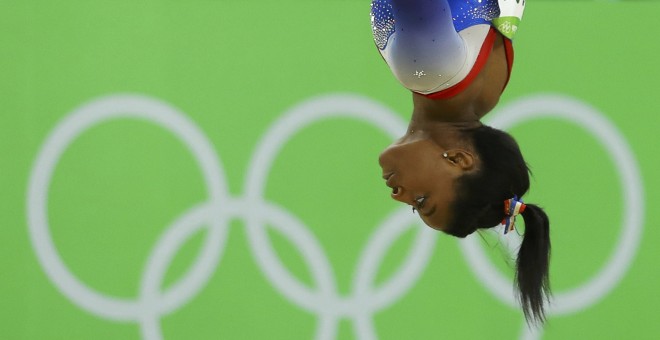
[424,27,514,100]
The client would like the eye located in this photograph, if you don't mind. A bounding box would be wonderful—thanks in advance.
[414,196,426,209]
[411,196,426,214]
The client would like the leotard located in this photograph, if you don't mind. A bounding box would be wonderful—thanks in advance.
[371,0,525,98]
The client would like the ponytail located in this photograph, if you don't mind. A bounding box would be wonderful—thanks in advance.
[516,204,551,324]
[445,125,552,324]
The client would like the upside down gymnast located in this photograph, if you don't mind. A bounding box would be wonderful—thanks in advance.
[371,0,551,324]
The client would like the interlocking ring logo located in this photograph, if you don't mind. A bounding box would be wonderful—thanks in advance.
[27,93,643,340]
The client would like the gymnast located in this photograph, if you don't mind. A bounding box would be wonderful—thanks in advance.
[372,0,551,324]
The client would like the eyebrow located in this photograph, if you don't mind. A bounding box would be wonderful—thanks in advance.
[422,205,436,218]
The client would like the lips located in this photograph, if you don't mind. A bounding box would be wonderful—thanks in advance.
[382,172,400,195]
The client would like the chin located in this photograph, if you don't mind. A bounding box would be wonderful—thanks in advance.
[427,221,476,238]
[426,224,448,233]
[424,221,476,238]
[441,226,476,238]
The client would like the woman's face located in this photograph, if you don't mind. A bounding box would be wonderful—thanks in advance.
[378,137,464,231]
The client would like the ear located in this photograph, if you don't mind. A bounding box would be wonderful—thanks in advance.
[444,149,476,171]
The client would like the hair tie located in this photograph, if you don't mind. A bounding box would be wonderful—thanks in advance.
[502,195,526,234]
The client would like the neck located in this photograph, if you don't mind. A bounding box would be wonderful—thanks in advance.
[402,120,481,154]
[407,92,483,137]
[408,34,508,128]
[411,92,483,122]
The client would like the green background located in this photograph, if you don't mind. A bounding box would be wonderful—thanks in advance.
[1,0,658,339]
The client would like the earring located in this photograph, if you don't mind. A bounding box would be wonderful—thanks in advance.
[442,152,448,158]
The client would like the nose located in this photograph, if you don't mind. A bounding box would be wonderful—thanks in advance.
[390,186,412,204]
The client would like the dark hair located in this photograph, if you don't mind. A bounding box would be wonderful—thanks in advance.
[446,125,551,324]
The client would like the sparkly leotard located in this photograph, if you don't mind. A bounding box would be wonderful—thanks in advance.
[371,0,525,98]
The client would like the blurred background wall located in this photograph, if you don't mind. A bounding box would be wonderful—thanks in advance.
[1,0,658,339]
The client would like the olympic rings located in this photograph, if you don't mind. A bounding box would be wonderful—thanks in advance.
[27,93,643,340]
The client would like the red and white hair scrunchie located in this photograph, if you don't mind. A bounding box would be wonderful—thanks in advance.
[503,195,526,235]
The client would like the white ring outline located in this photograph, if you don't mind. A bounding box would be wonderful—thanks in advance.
[26,95,231,329]
[243,94,438,339]
[459,94,644,322]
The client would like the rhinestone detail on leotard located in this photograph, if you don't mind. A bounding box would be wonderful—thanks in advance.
[451,0,500,32]
[371,0,396,50]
